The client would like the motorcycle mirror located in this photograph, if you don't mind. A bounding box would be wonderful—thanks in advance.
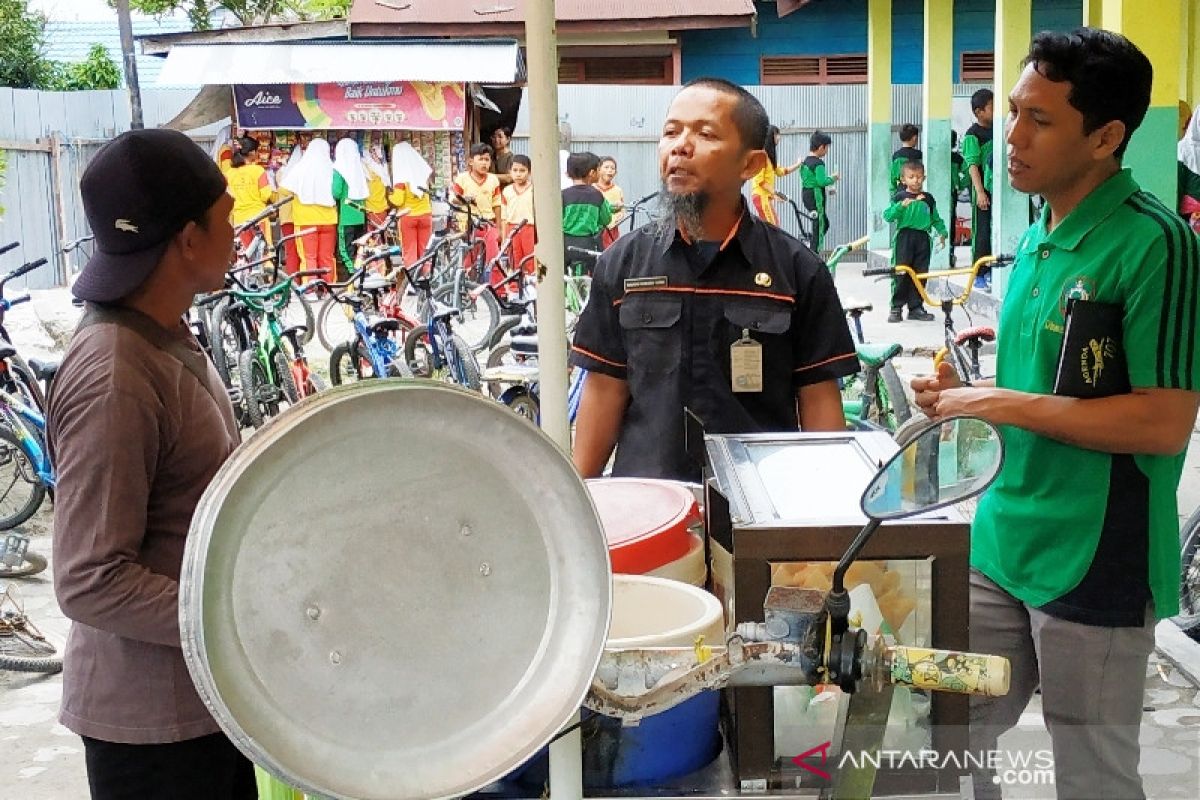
[860,415,1004,520]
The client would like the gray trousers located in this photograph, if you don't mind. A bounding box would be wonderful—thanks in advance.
[968,569,1156,800]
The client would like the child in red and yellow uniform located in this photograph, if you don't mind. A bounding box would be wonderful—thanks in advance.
[453,143,502,270]
[226,146,273,250]
[500,154,537,278]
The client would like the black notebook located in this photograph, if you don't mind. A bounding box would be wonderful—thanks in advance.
[1053,299,1131,398]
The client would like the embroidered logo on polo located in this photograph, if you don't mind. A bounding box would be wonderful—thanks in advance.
[624,276,668,291]
[1058,276,1096,318]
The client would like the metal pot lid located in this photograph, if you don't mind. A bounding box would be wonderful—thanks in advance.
[180,382,612,800]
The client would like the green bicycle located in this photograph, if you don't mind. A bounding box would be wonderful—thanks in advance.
[223,269,328,428]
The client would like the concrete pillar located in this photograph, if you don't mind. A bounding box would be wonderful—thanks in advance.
[1100,0,1181,205]
[867,0,894,252]
[922,0,953,269]
[991,0,1031,299]
[1184,0,1200,106]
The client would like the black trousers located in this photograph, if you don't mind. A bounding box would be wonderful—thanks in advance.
[891,228,931,312]
[82,732,257,800]
[564,233,602,276]
[972,197,992,277]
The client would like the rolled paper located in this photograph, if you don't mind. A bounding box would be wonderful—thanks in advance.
[886,646,1011,697]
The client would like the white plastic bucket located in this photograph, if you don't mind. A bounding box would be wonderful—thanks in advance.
[607,574,724,649]
[645,533,707,587]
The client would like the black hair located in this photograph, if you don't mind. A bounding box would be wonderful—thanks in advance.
[899,123,920,143]
[681,77,770,153]
[599,155,617,169]
[951,129,959,147]
[901,160,925,175]
[1024,27,1152,159]
[971,88,994,113]
[231,151,248,168]
[511,154,532,169]
[491,126,512,139]
[566,151,601,179]
[764,125,780,167]
[810,130,832,150]
[469,142,493,159]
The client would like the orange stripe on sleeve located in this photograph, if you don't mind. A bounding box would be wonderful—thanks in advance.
[794,352,858,372]
[571,345,626,369]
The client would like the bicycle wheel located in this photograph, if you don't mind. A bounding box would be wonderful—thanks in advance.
[0,427,46,530]
[1175,509,1200,634]
[0,651,63,674]
[450,334,482,391]
[273,350,300,405]
[868,362,913,432]
[484,343,514,399]
[507,391,539,424]
[433,282,500,353]
[210,299,247,389]
[316,297,357,353]
[403,326,436,379]
[330,340,367,385]
[238,350,277,428]
[0,548,47,578]
[279,287,315,345]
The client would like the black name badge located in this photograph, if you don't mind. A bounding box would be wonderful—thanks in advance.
[624,276,669,291]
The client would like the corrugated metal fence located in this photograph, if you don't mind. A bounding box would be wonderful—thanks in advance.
[0,88,219,289]
[0,83,987,288]
[514,83,983,248]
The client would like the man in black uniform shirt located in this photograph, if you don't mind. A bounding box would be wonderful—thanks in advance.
[570,78,859,481]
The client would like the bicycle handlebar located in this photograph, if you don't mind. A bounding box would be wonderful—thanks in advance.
[1,294,32,311]
[235,195,293,234]
[3,258,48,285]
[567,245,602,258]
[0,242,18,257]
[62,234,94,254]
[862,267,895,277]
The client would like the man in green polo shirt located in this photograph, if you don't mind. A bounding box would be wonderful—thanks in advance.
[913,29,1200,800]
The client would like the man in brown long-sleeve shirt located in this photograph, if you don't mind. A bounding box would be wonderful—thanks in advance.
[49,129,252,799]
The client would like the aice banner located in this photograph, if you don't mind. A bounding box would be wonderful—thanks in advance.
[234,82,467,130]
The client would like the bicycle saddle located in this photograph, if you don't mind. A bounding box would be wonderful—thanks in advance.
[511,334,540,355]
[955,326,996,345]
[27,358,58,382]
[366,316,402,333]
[362,274,392,292]
[280,325,308,342]
[842,299,873,315]
[856,342,903,368]
[0,345,16,361]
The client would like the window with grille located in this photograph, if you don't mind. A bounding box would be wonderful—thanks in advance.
[557,57,672,85]
[960,51,995,81]
[760,54,868,85]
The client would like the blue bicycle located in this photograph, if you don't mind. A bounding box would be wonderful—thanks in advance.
[316,247,415,384]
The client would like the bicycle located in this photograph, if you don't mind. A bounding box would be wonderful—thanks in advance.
[0,583,61,674]
[313,247,419,385]
[622,191,660,233]
[0,245,51,414]
[396,246,482,392]
[1177,505,1200,638]
[863,253,1014,384]
[220,269,329,428]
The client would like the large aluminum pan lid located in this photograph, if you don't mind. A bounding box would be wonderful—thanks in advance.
[180,381,612,800]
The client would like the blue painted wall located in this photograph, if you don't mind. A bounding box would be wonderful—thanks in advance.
[681,0,1084,85]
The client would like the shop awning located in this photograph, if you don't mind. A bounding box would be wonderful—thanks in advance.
[155,40,524,87]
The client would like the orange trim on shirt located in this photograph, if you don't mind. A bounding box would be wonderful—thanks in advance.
[613,285,795,305]
[794,352,858,372]
[676,212,744,251]
[571,345,626,369]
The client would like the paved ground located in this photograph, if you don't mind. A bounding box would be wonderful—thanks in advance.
[2,262,1199,799]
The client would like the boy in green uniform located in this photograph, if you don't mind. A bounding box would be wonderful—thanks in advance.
[948,130,968,266]
[913,29,1200,800]
[883,161,945,322]
[799,130,839,251]
[561,151,612,275]
[889,123,922,189]
[961,88,994,287]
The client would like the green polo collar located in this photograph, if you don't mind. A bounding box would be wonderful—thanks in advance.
[1034,168,1140,254]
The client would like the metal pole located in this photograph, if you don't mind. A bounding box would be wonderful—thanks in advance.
[525,0,570,452]
[525,12,582,799]
[115,0,144,130]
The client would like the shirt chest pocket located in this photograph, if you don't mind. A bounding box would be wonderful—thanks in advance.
[720,301,793,372]
[619,294,683,373]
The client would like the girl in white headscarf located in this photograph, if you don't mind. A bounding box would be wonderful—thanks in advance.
[1179,107,1200,234]
[332,137,370,270]
[389,141,435,265]
[362,142,392,230]
[274,144,304,274]
[282,137,338,277]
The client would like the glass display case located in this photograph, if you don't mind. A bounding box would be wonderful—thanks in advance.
[702,429,972,795]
